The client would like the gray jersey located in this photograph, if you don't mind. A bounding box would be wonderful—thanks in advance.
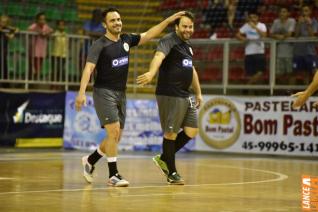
[294,18,318,56]
[270,18,295,58]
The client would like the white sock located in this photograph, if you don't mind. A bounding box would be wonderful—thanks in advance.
[97,147,105,157]
[107,157,117,163]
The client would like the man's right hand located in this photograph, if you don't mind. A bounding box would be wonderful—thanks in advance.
[291,91,309,109]
[136,72,155,86]
[166,11,186,24]
[75,94,86,111]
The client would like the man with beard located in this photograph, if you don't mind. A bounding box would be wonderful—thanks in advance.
[137,12,202,185]
[75,7,184,187]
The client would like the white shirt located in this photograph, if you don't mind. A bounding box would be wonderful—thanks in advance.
[239,22,267,55]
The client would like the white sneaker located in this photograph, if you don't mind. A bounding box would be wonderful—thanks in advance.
[82,156,95,183]
[107,173,129,187]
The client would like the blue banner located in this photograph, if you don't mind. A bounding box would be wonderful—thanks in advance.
[63,91,105,150]
[0,92,65,147]
[63,91,194,152]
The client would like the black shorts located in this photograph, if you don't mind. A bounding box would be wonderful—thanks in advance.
[293,55,318,73]
[245,54,266,76]
[93,87,126,129]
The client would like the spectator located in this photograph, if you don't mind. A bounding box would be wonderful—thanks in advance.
[80,9,106,70]
[28,12,53,78]
[51,20,67,84]
[203,1,227,38]
[0,15,18,87]
[293,5,318,84]
[236,11,267,84]
[270,7,296,84]
[83,9,105,40]
[226,0,238,30]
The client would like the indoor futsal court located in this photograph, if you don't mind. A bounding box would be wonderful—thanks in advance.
[0,149,316,211]
[1,0,318,211]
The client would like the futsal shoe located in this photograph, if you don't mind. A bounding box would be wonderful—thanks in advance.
[107,173,129,187]
[82,155,95,183]
[167,172,185,185]
[152,154,169,177]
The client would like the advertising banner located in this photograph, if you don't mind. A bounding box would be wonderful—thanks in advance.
[63,91,104,150]
[196,96,318,156]
[0,92,65,147]
[63,92,194,152]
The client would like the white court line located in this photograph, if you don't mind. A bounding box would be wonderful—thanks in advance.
[196,163,288,184]
[0,177,15,180]
[0,164,288,196]
[0,154,152,161]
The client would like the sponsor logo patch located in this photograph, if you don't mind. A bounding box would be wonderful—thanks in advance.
[112,56,129,68]
[182,59,192,68]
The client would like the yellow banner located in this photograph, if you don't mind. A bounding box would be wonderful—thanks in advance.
[15,138,63,148]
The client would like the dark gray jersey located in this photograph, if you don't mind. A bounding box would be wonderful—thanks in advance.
[87,34,140,91]
[155,32,193,97]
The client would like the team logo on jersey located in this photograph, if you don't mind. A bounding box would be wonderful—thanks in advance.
[189,47,193,55]
[112,56,129,67]
[123,43,129,52]
[182,59,192,68]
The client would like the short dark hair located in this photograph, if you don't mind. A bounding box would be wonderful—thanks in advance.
[302,4,312,10]
[35,12,45,20]
[102,7,120,19]
[248,10,259,16]
[174,11,194,26]
[279,6,290,12]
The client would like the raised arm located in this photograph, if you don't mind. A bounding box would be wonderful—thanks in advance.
[250,22,267,38]
[192,67,203,108]
[138,11,185,45]
[136,51,165,86]
[75,62,96,111]
[236,31,246,41]
[292,70,318,108]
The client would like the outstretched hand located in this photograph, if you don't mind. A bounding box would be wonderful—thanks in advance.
[136,72,155,86]
[291,91,310,109]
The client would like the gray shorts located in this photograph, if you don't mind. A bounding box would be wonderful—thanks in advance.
[93,87,126,129]
[156,95,198,134]
[276,57,293,74]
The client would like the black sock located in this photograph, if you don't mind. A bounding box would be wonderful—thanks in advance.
[88,150,103,166]
[108,162,118,178]
[161,138,176,174]
[175,131,192,153]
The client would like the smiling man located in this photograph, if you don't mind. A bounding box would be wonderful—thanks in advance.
[137,11,202,185]
[75,7,184,187]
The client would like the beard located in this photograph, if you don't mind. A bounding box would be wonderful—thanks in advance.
[180,32,192,40]
[107,25,122,35]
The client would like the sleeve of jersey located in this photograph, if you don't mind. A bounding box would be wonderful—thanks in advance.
[86,42,103,64]
[129,34,141,47]
[156,37,174,56]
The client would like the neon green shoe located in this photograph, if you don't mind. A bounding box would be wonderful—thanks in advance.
[152,154,169,177]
